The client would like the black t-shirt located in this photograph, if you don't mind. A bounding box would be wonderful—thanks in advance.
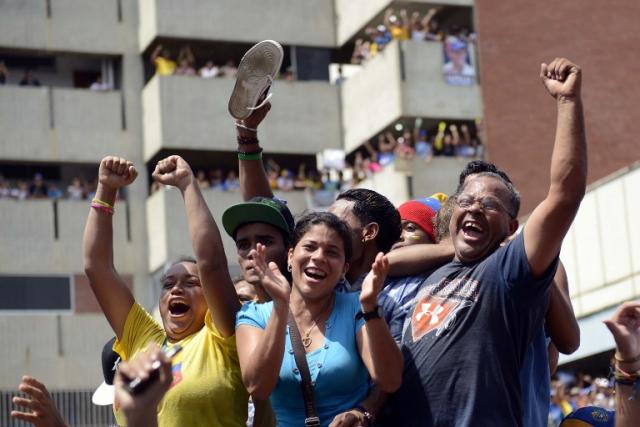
[384,232,557,427]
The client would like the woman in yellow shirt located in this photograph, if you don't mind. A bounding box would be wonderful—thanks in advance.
[83,155,253,426]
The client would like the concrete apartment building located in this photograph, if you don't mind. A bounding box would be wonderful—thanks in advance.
[0,0,477,415]
[0,0,635,423]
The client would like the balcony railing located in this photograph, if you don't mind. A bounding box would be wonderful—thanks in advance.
[0,86,130,163]
[0,0,126,53]
[142,75,341,161]
[341,40,483,153]
[0,199,133,274]
[138,0,335,51]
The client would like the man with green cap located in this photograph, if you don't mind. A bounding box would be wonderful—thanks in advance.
[222,196,295,301]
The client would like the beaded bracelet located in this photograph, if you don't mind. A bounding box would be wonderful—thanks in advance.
[90,202,114,215]
[614,364,640,400]
[237,135,259,145]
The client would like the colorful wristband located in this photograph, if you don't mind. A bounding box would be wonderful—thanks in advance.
[91,198,114,210]
[91,203,114,215]
[237,148,263,161]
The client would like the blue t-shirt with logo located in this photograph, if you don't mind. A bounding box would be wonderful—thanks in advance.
[384,232,557,427]
[521,326,551,427]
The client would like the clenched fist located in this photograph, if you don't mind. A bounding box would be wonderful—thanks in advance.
[98,156,138,190]
[540,58,581,102]
[152,155,194,192]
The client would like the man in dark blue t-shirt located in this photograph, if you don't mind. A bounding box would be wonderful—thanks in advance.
[383,57,587,427]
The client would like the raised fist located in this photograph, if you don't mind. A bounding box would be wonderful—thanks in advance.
[152,155,193,191]
[540,58,581,101]
[98,156,138,190]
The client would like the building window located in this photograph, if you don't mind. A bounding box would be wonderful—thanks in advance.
[0,276,72,312]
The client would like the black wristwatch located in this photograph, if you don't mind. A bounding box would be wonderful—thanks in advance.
[356,306,382,321]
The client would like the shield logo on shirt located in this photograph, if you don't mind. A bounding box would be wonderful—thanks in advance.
[410,295,471,342]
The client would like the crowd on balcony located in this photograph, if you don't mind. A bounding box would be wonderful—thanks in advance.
[350,7,476,65]
[150,161,327,195]
[150,45,296,82]
[151,45,239,79]
[0,63,43,87]
[0,174,99,201]
[348,120,484,185]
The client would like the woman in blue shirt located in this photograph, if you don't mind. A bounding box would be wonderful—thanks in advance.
[236,211,402,427]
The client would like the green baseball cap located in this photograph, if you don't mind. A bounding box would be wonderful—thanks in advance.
[222,197,295,239]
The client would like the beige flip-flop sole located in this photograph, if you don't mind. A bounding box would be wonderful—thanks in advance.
[228,40,284,120]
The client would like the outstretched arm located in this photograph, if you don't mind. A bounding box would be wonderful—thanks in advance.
[236,103,274,200]
[83,157,137,339]
[357,253,403,393]
[524,58,586,277]
[152,156,240,337]
[236,244,291,400]
[387,240,454,277]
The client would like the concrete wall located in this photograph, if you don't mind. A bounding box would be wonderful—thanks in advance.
[410,156,467,197]
[0,200,134,275]
[402,41,482,119]
[357,156,467,206]
[341,40,482,153]
[142,76,342,161]
[559,165,640,318]
[0,313,114,388]
[0,0,150,392]
[475,0,640,215]
[356,164,410,207]
[138,0,336,50]
[0,0,131,53]
[146,187,309,272]
[334,0,390,46]
[0,86,133,162]
[341,41,403,153]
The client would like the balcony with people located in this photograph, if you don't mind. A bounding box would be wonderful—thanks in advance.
[0,161,135,275]
[141,41,341,160]
[0,51,131,163]
[337,5,482,153]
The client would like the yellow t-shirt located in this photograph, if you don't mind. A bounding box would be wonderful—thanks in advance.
[390,26,410,40]
[113,303,248,427]
[153,57,176,76]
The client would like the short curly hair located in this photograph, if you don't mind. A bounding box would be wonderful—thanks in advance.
[336,189,401,253]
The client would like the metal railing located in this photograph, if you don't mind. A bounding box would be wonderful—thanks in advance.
[0,389,116,427]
